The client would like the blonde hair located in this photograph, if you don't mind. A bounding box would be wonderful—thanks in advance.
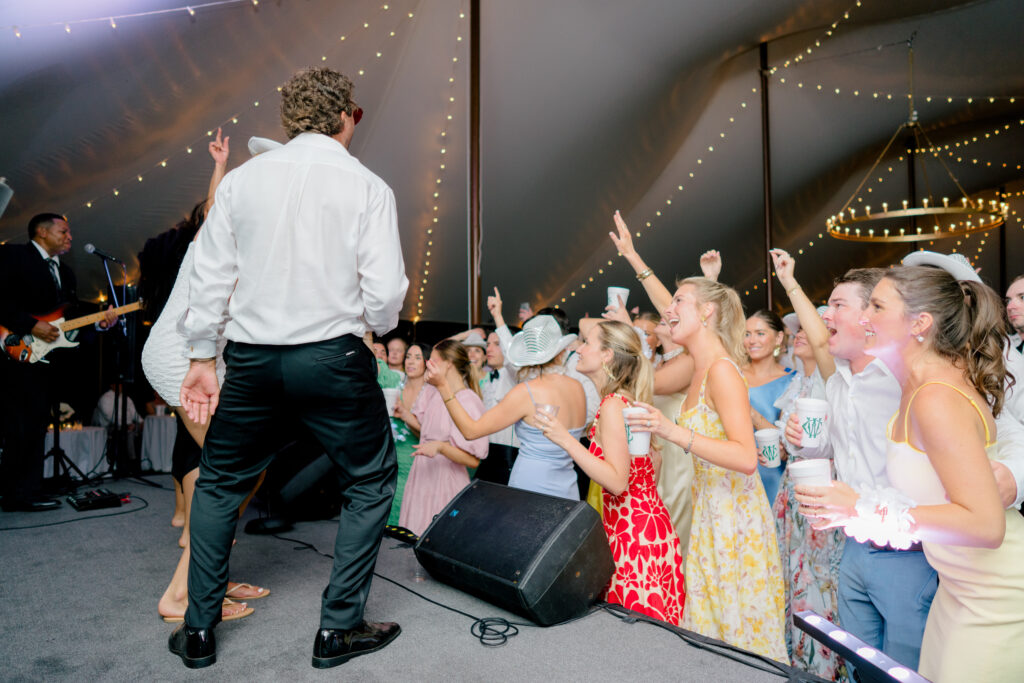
[678,277,746,366]
[433,339,482,399]
[594,321,654,404]
[279,67,356,140]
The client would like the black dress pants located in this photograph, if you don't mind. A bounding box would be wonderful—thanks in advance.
[185,335,396,629]
[0,359,52,504]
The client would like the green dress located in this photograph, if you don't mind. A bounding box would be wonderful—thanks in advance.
[377,361,416,526]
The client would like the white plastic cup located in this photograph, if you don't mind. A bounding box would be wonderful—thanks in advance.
[788,459,831,487]
[795,398,829,447]
[382,388,400,416]
[607,286,630,311]
[755,428,782,468]
[621,406,652,456]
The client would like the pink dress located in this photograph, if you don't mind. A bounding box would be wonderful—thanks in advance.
[398,385,489,536]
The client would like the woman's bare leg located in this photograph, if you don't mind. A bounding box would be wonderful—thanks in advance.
[159,406,267,618]
[171,478,185,527]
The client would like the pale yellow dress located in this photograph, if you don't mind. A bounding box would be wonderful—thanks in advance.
[678,359,788,663]
[654,392,695,565]
[886,382,1024,683]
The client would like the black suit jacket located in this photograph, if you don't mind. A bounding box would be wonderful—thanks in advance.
[0,242,79,335]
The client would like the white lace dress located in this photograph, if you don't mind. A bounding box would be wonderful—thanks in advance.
[141,242,226,406]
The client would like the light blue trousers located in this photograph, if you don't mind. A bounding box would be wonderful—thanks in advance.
[837,538,938,672]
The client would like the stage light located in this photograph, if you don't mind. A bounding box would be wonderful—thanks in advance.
[795,610,929,683]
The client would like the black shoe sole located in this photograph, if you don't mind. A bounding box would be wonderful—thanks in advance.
[311,626,401,669]
[181,652,216,669]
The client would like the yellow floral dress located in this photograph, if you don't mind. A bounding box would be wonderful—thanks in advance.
[678,359,788,663]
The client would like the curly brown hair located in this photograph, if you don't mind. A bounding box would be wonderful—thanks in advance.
[279,67,357,140]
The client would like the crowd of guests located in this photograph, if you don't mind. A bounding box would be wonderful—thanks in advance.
[371,210,1024,681]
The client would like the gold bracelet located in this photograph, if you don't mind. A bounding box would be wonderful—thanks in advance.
[443,394,456,404]
[636,268,654,281]
[786,286,801,297]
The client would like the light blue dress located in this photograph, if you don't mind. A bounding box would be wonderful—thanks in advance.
[749,370,793,505]
[507,382,585,500]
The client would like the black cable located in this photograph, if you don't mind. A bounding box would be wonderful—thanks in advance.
[271,533,600,647]
[270,530,817,677]
[0,495,148,531]
[599,603,821,681]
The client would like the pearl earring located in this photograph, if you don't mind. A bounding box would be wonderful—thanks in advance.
[916,335,925,343]
[700,317,708,327]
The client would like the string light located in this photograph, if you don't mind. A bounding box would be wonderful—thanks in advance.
[415,4,466,320]
[2,0,264,38]
[71,3,412,215]
[771,0,863,74]
[551,96,754,308]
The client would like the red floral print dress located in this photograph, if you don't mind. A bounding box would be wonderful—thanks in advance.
[589,393,686,624]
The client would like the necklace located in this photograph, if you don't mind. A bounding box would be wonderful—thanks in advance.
[661,347,686,362]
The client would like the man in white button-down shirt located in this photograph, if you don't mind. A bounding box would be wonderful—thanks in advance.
[171,67,408,670]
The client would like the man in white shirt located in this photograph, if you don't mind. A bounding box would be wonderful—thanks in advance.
[172,67,408,670]
[785,267,938,671]
[1004,276,1024,425]
[475,331,519,484]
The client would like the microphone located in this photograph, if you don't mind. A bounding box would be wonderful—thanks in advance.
[84,243,124,264]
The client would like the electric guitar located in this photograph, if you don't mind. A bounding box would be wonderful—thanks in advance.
[0,301,143,364]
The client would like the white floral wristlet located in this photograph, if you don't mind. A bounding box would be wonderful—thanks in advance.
[844,485,919,549]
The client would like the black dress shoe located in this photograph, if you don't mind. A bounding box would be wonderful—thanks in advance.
[1,498,61,512]
[312,621,401,669]
[168,623,216,669]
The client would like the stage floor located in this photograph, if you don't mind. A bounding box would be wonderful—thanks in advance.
[0,475,808,681]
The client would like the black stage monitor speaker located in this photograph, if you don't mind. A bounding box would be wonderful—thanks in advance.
[413,480,614,625]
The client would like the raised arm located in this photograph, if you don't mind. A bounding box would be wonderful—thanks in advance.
[771,249,835,380]
[699,250,722,282]
[536,399,631,495]
[426,361,529,440]
[205,127,229,213]
[609,211,673,313]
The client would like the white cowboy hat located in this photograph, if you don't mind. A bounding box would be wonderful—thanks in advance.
[505,316,577,367]
[461,332,488,349]
[782,305,828,336]
[248,136,283,157]
[901,250,981,283]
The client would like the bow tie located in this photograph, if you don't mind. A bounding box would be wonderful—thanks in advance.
[489,369,500,381]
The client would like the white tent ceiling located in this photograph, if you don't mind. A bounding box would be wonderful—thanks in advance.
[2,0,1023,323]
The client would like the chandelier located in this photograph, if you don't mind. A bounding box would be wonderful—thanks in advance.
[826,36,1008,243]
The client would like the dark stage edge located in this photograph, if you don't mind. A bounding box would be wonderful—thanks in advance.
[0,475,810,681]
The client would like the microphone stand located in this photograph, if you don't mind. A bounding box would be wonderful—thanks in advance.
[100,259,134,479]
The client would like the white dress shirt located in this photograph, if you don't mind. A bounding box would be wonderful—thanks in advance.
[998,335,1024,507]
[182,133,408,357]
[480,365,519,448]
[789,357,901,490]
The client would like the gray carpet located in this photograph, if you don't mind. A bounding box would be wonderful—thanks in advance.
[0,475,804,681]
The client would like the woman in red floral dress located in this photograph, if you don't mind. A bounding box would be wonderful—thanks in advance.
[537,320,685,624]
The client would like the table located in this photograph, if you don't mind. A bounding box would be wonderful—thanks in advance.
[142,415,177,473]
[43,426,107,479]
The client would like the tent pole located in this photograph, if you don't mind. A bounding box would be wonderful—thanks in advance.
[468,0,482,326]
[759,41,774,310]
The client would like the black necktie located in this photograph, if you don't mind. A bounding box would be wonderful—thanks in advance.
[46,258,61,290]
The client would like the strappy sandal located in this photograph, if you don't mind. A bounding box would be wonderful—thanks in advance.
[225,582,270,600]
[161,598,253,623]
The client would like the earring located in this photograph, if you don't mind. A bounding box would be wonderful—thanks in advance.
[773,345,781,358]
[916,335,925,343]
[700,316,708,327]
[602,363,616,382]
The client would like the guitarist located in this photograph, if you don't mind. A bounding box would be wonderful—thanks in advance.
[0,213,117,512]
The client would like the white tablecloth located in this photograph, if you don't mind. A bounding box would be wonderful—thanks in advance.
[142,415,177,473]
[44,427,107,479]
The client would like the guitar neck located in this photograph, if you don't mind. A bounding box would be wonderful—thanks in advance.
[59,301,143,332]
